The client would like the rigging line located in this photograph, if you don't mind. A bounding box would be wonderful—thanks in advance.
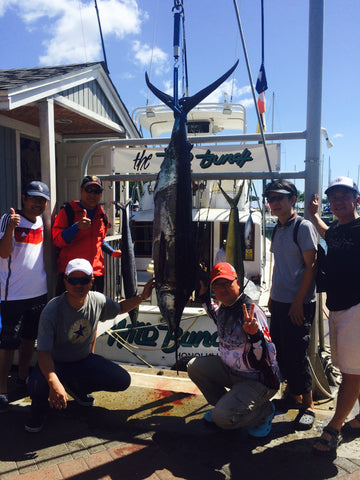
[146,0,159,106]
[232,0,274,178]
[78,0,88,62]
[230,34,239,103]
[260,0,265,64]
[94,0,108,73]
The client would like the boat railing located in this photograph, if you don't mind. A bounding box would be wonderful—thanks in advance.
[103,234,122,301]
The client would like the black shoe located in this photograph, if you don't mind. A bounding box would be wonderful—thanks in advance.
[25,412,46,433]
[65,385,95,407]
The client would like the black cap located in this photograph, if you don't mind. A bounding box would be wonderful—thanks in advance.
[24,181,50,200]
[263,180,297,199]
[81,175,103,190]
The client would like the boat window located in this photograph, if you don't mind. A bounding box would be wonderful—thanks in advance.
[187,121,210,134]
[131,221,153,256]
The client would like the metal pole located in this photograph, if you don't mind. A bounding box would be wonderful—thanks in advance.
[304,0,324,215]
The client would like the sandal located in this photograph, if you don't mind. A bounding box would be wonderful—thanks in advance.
[294,408,315,431]
[312,426,342,459]
[342,413,360,437]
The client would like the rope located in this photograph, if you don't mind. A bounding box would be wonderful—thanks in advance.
[232,0,274,178]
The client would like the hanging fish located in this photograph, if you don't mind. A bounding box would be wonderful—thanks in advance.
[146,62,239,338]
[244,210,255,260]
[113,200,138,327]
[219,182,245,287]
[244,182,255,260]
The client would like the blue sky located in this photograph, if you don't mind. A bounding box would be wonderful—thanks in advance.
[1,0,359,195]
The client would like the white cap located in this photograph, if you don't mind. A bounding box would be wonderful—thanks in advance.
[65,258,93,276]
[325,176,359,196]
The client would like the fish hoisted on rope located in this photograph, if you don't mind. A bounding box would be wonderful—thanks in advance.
[146,3,239,339]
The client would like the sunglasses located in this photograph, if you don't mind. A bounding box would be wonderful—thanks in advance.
[84,186,102,194]
[65,276,92,286]
[267,194,290,203]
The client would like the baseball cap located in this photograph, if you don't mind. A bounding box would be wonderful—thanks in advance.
[263,180,297,198]
[24,181,50,200]
[210,262,237,285]
[65,258,93,277]
[81,175,103,190]
[324,176,359,196]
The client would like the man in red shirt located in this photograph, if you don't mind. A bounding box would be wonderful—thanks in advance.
[52,175,121,294]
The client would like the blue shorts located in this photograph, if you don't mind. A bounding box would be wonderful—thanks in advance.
[0,294,47,349]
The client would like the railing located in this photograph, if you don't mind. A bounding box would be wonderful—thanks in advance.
[103,234,122,300]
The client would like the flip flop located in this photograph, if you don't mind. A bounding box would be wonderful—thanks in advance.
[294,408,315,430]
[312,426,342,460]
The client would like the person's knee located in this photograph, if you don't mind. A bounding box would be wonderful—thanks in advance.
[212,405,249,430]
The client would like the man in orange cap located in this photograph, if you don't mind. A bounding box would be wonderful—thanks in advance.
[187,262,279,437]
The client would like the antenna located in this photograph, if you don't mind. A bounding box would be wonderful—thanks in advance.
[94,0,109,73]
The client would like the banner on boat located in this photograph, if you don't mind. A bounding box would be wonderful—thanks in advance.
[112,143,280,174]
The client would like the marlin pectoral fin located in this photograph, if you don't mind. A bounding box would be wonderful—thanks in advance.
[180,60,239,114]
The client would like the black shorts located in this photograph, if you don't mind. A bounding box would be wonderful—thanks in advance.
[0,294,48,349]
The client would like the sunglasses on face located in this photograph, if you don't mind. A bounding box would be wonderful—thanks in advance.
[267,194,290,203]
[84,186,102,194]
[65,276,92,286]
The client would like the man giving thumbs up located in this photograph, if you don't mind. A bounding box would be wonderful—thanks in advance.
[0,181,50,412]
[52,175,121,294]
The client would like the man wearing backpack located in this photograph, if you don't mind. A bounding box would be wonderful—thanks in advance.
[52,175,122,294]
[308,176,360,459]
[264,180,318,430]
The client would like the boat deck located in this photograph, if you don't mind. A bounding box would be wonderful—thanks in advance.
[1,366,360,480]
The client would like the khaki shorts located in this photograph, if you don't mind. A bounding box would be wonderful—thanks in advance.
[329,301,360,375]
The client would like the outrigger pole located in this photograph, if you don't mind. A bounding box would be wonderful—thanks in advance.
[232,0,274,178]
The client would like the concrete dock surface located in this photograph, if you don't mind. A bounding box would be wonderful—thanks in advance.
[1,366,360,480]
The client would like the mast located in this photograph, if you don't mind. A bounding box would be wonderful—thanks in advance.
[304,0,324,215]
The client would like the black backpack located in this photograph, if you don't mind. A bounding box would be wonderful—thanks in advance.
[271,216,327,293]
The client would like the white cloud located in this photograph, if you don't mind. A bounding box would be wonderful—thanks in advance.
[202,79,253,106]
[132,40,169,76]
[333,133,343,139]
[0,0,145,65]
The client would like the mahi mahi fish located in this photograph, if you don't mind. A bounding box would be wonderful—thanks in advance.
[146,61,239,336]
[219,182,245,287]
[113,200,138,326]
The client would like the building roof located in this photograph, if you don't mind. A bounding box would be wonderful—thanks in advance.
[0,62,140,139]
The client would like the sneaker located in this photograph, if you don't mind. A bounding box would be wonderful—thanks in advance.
[0,394,9,413]
[203,409,214,423]
[25,412,46,433]
[65,385,95,407]
[247,402,275,438]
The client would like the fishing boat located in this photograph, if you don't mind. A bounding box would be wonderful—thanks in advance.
[84,0,330,396]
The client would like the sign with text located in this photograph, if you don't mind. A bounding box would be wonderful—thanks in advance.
[112,143,280,175]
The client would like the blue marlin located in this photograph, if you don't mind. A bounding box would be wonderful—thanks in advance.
[146,60,239,337]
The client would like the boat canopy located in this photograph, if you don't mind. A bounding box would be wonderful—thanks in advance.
[132,103,246,137]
